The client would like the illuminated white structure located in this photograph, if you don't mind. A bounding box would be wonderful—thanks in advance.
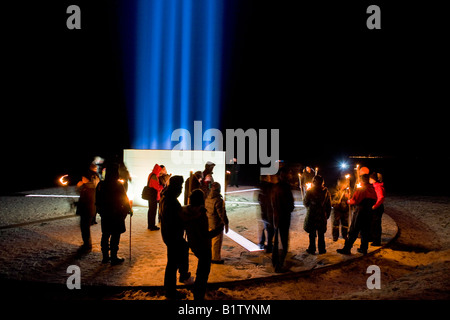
[123,149,226,207]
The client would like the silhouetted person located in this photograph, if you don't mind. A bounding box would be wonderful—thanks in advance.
[258,174,275,252]
[228,158,240,188]
[301,166,315,195]
[201,161,215,197]
[205,182,229,264]
[331,177,350,241]
[184,171,202,205]
[160,175,191,299]
[147,164,164,230]
[303,175,332,254]
[181,189,220,300]
[337,174,377,255]
[271,167,294,272]
[118,162,132,192]
[76,163,100,251]
[96,163,132,265]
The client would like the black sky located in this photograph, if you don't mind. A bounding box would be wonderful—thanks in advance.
[1,0,448,194]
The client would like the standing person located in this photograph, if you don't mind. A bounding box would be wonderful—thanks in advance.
[205,182,229,264]
[147,164,164,230]
[184,171,202,205]
[228,158,240,188]
[330,177,350,241]
[160,176,191,299]
[118,162,132,192]
[370,172,385,246]
[303,175,332,254]
[76,163,100,251]
[95,163,132,265]
[258,175,275,252]
[180,189,219,300]
[201,161,215,197]
[337,174,377,255]
[301,166,315,196]
[271,167,294,272]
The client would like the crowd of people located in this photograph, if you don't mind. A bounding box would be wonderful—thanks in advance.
[74,156,385,300]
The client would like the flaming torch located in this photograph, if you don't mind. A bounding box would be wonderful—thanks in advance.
[59,174,69,186]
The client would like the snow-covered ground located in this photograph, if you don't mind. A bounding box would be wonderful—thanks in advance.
[0,186,406,300]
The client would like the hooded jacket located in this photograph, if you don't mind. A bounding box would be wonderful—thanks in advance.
[180,205,212,252]
[159,183,184,245]
[372,182,385,209]
[205,188,228,232]
[148,164,163,201]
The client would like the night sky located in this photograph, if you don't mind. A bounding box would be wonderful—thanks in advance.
[1,0,448,194]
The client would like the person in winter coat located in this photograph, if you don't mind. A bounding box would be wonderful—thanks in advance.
[159,175,191,299]
[303,175,332,254]
[330,177,350,241]
[370,172,385,246]
[180,189,221,300]
[205,182,229,264]
[301,166,315,196]
[147,164,164,230]
[337,174,377,255]
[184,171,202,205]
[95,163,132,265]
[201,161,215,197]
[271,167,294,272]
[258,174,275,252]
[76,163,100,251]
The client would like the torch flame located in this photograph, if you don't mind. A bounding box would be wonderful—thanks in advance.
[59,175,69,186]
[356,183,362,189]
[306,182,312,190]
[345,174,350,179]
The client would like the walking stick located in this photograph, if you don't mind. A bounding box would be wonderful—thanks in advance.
[129,212,132,264]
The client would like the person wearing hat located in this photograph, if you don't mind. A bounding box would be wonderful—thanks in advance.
[271,167,295,272]
[95,163,132,265]
[180,189,221,300]
[205,182,229,264]
[201,161,215,197]
[159,175,191,299]
[303,175,332,254]
[337,174,377,255]
[76,163,100,252]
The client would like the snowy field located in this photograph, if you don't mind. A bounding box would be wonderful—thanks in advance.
[0,186,401,300]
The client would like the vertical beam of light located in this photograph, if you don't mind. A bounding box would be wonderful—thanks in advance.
[148,0,163,149]
[160,0,178,149]
[122,0,226,150]
[134,0,152,149]
[203,0,223,148]
[180,0,192,133]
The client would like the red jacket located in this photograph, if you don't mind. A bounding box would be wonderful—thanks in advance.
[148,164,163,200]
[348,182,377,206]
[372,182,385,209]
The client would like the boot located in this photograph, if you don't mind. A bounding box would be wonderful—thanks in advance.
[336,241,352,255]
[101,250,110,264]
[110,251,125,265]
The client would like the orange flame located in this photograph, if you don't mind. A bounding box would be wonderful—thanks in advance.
[59,175,69,186]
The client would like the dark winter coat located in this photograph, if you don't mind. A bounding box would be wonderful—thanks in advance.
[96,179,131,234]
[271,181,294,229]
[303,186,332,234]
[180,205,214,252]
[76,170,99,218]
[160,186,184,246]
[205,189,228,233]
